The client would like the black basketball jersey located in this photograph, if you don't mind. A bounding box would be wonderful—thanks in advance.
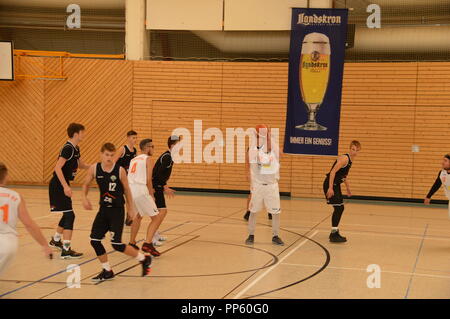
[152,150,173,187]
[95,163,124,208]
[52,141,80,183]
[326,154,352,185]
[117,145,137,172]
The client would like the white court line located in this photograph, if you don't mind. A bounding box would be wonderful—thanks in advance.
[233,230,319,299]
[281,262,450,280]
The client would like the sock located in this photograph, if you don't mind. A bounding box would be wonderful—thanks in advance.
[102,262,111,271]
[248,212,257,236]
[63,240,71,251]
[152,231,160,243]
[331,227,339,233]
[53,232,62,242]
[136,253,145,262]
[271,213,280,237]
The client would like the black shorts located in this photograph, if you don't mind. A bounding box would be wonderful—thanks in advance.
[153,186,166,209]
[90,206,125,243]
[49,177,72,212]
[323,178,343,206]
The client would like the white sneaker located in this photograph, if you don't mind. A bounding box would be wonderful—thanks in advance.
[158,235,167,242]
[153,241,163,247]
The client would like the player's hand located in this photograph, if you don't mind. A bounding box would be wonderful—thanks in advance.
[164,186,175,198]
[424,198,431,205]
[129,208,137,220]
[347,190,352,197]
[83,198,92,210]
[64,186,72,198]
[43,245,53,259]
[326,188,334,199]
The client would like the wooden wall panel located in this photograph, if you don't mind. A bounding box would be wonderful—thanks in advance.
[150,100,222,189]
[412,62,450,200]
[0,57,44,183]
[43,58,133,184]
[341,62,418,106]
[2,57,450,202]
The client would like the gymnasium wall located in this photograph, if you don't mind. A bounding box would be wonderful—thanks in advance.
[1,57,449,201]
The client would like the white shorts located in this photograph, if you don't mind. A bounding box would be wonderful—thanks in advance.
[0,233,18,275]
[129,184,159,217]
[249,183,281,215]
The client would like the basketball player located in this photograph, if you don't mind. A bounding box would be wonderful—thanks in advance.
[48,123,90,259]
[245,125,284,246]
[82,143,152,281]
[113,130,138,226]
[128,139,164,257]
[424,154,450,217]
[324,140,361,243]
[0,163,53,275]
[151,136,179,246]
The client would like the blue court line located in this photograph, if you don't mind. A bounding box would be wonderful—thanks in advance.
[404,224,428,299]
[0,222,188,298]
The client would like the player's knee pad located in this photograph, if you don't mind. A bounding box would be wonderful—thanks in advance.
[61,211,75,230]
[90,239,106,256]
[111,242,126,252]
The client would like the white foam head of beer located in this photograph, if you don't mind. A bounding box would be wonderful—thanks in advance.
[301,32,330,55]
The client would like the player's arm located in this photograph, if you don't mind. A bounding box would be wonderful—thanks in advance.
[425,171,442,205]
[54,156,71,197]
[81,164,95,210]
[161,155,175,198]
[327,155,348,199]
[146,157,155,197]
[245,147,251,183]
[344,179,352,197]
[112,146,125,164]
[18,196,53,259]
[120,167,136,219]
[78,158,91,170]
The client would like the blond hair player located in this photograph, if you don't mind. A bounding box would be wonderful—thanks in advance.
[245,124,284,246]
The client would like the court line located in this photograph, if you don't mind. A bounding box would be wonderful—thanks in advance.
[38,207,245,296]
[100,235,202,281]
[0,222,188,299]
[281,262,450,280]
[233,230,319,299]
[99,207,248,280]
[221,212,331,299]
[119,239,279,278]
[404,224,428,299]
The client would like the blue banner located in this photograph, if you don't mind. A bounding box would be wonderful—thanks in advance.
[283,8,348,156]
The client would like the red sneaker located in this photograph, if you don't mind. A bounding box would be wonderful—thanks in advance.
[142,242,161,257]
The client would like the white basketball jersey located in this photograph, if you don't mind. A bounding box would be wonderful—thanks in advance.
[440,170,450,199]
[128,154,148,185]
[249,147,280,185]
[0,187,20,235]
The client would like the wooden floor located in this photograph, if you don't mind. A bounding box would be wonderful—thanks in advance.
[1,185,450,299]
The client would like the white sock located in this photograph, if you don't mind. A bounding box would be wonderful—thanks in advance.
[136,253,145,262]
[331,227,338,233]
[102,262,111,271]
[152,231,160,242]
[53,232,62,242]
[63,240,71,251]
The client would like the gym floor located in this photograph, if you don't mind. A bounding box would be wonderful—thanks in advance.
[1,185,450,299]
